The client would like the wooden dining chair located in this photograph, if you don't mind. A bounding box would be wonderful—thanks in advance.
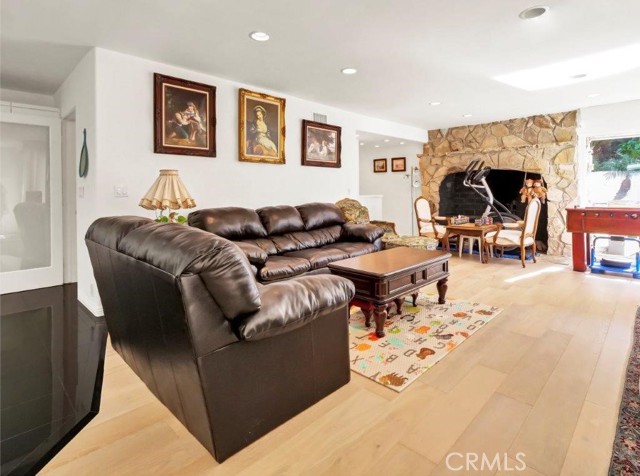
[484,198,541,267]
[414,197,457,248]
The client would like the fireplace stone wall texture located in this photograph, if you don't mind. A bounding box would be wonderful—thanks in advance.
[419,111,577,256]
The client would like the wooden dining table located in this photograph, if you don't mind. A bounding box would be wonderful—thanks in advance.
[442,223,498,264]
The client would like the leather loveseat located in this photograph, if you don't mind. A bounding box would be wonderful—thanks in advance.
[188,202,384,283]
[85,216,356,462]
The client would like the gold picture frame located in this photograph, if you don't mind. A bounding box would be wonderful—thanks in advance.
[239,88,286,164]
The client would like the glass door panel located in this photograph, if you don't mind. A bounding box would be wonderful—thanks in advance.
[0,110,62,294]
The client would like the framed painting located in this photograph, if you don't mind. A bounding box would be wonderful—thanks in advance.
[373,158,387,173]
[239,88,286,164]
[154,73,216,157]
[301,120,341,168]
[391,157,406,172]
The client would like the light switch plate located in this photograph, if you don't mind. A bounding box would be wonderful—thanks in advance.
[114,185,128,198]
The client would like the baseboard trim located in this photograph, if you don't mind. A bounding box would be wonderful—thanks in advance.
[78,291,103,317]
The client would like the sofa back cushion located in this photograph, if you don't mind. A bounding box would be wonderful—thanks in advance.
[188,207,268,240]
[115,222,261,320]
[296,203,345,230]
[257,205,305,235]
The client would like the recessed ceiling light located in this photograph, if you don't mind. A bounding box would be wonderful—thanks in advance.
[518,6,548,20]
[374,145,380,148]
[341,67,357,75]
[249,31,270,42]
[384,139,390,142]
[400,142,405,145]
[462,114,473,118]
[587,93,600,98]
[360,142,364,146]
[429,102,442,106]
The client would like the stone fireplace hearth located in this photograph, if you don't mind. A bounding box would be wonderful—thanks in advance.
[419,111,578,257]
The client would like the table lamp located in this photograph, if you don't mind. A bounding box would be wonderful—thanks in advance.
[139,169,196,223]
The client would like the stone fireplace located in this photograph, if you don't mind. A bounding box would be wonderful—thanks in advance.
[419,111,578,256]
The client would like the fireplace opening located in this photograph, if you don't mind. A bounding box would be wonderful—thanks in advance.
[438,170,548,252]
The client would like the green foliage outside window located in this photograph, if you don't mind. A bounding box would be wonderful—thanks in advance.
[592,137,640,173]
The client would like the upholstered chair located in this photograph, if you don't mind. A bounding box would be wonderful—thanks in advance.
[484,198,541,267]
[335,198,398,236]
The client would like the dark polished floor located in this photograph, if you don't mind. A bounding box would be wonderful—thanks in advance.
[0,284,107,476]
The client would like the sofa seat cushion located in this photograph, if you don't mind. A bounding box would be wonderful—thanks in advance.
[327,242,377,257]
[236,275,355,340]
[284,247,350,270]
[258,256,311,282]
[241,238,278,256]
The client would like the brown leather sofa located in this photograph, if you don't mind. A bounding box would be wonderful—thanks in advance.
[188,202,384,283]
[85,216,356,462]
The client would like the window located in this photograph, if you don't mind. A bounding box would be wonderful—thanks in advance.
[587,136,640,206]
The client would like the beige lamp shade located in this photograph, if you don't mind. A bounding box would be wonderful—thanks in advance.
[139,169,196,210]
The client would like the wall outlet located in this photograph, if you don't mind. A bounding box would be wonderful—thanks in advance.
[114,185,128,197]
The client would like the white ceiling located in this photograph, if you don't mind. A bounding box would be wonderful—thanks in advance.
[2,0,640,130]
[356,131,422,152]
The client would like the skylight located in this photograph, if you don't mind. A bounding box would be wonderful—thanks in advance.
[494,43,640,91]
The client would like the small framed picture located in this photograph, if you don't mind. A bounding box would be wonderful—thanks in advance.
[301,120,341,168]
[391,157,406,172]
[239,88,286,164]
[373,158,387,173]
[154,73,216,157]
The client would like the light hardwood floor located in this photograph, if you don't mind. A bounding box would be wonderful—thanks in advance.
[42,256,640,476]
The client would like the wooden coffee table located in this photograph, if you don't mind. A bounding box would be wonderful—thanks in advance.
[328,247,451,337]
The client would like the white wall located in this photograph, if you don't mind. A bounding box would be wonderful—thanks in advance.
[54,50,98,314]
[93,48,425,215]
[577,99,640,206]
[359,143,423,235]
[60,47,425,314]
[0,88,56,108]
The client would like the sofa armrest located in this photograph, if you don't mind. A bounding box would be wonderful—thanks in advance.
[341,223,384,243]
[234,242,268,266]
[235,274,355,341]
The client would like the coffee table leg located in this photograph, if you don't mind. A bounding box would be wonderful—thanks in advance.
[437,277,448,304]
[411,292,419,307]
[362,308,373,328]
[393,297,404,315]
[373,305,388,337]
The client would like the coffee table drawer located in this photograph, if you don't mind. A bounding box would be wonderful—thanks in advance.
[424,261,448,281]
